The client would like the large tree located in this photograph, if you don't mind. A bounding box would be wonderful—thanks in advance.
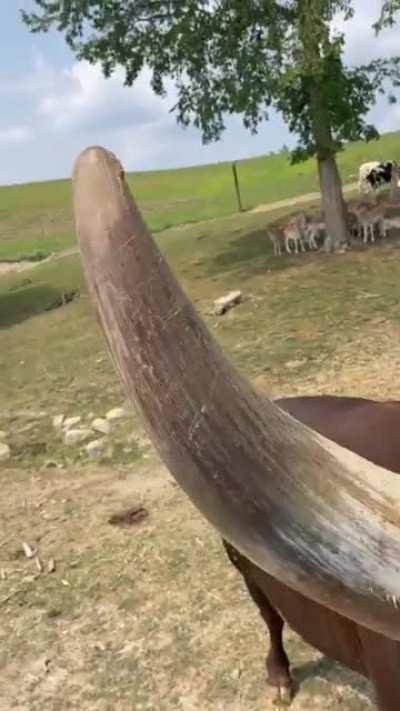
[22,1,400,251]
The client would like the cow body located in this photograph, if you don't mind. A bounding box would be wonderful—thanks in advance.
[359,160,399,193]
[224,395,400,710]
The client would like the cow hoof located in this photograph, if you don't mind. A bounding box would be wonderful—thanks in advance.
[272,685,293,706]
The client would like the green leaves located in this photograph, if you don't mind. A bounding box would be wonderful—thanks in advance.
[374,1,400,31]
[21,1,400,161]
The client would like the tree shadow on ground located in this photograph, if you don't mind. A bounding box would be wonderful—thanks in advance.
[0,283,74,329]
[199,228,309,281]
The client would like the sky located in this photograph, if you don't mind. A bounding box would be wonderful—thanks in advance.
[0,1,399,185]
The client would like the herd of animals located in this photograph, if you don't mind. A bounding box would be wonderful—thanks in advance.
[267,159,400,255]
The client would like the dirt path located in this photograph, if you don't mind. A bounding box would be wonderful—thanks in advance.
[250,181,358,213]
[0,183,361,276]
[0,255,54,275]
[0,457,373,711]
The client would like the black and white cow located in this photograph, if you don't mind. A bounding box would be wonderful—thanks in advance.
[359,160,399,193]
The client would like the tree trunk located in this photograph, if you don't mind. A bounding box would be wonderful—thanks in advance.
[391,164,400,203]
[297,0,349,253]
[318,153,349,253]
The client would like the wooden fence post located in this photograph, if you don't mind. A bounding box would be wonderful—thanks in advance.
[232,162,243,212]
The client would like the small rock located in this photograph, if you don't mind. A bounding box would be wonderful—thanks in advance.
[231,667,242,681]
[108,506,149,527]
[106,407,126,422]
[53,414,64,429]
[0,443,10,462]
[0,431,7,441]
[213,290,243,316]
[64,428,91,445]
[85,439,106,458]
[285,359,307,370]
[21,541,36,559]
[92,418,111,435]
[87,412,94,420]
[44,460,58,469]
[63,416,81,431]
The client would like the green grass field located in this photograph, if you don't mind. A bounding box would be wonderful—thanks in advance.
[1,129,400,263]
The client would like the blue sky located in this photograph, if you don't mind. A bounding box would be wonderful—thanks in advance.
[0,1,400,185]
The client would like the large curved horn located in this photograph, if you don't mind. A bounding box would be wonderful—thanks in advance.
[73,146,400,639]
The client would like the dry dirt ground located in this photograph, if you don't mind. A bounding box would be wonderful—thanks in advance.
[2,320,400,710]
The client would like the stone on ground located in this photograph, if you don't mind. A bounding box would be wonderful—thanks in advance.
[64,428,91,445]
[106,407,126,421]
[213,290,243,316]
[63,416,81,430]
[53,414,65,429]
[92,418,111,435]
[85,439,106,458]
[0,443,11,462]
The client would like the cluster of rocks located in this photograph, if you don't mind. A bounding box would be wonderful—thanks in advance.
[0,405,154,465]
[54,407,127,459]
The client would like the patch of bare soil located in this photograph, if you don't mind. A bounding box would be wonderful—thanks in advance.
[0,256,53,275]
[251,182,358,214]
[2,324,397,710]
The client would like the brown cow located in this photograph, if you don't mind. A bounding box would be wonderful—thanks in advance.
[224,395,400,709]
[73,147,400,711]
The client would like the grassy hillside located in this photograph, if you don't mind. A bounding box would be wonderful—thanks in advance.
[2,203,400,469]
[1,130,400,262]
[2,142,400,709]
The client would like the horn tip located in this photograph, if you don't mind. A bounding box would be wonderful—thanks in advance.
[72,145,123,181]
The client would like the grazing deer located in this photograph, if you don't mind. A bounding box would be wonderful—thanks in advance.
[267,216,306,256]
[304,219,326,250]
[352,202,387,244]
[282,216,307,254]
[267,226,286,256]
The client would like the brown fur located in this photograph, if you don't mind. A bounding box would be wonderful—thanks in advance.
[223,395,400,710]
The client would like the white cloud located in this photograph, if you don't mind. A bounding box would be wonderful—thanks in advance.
[0,126,31,145]
[335,0,400,65]
[37,61,172,132]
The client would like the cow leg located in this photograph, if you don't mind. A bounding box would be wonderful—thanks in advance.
[244,577,294,704]
[359,627,400,711]
[222,540,294,705]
